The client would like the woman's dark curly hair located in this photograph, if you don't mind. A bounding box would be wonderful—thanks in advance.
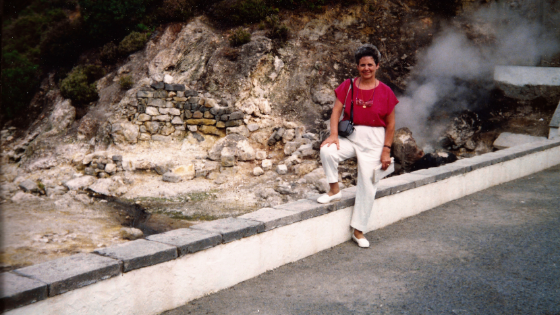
[354,44,381,65]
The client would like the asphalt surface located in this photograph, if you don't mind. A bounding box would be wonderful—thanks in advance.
[163,165,560,315]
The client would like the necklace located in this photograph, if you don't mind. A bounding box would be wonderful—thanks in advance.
[357,78,377,108]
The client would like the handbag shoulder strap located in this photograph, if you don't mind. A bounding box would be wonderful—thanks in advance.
[350,78,354,123]
[340,78,354,122]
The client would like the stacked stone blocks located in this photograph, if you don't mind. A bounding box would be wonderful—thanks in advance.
[134,82,243,140]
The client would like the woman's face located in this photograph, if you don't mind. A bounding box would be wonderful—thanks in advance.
[357,56,379,80]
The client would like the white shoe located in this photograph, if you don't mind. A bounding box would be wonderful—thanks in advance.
[351,233,370,248]
[317,191,342,204]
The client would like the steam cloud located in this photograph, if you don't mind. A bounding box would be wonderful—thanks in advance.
[395,2,560,149]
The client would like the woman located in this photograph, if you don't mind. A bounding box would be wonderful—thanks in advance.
[318,44,398,248]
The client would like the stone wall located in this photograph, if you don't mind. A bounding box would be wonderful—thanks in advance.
[114,82,245,143]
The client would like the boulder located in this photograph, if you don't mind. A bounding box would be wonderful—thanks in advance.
[18,179,39,193]
[256,150,267,160]
[64,176,96,190]
[284,141,302,155]
[304,168,329,192]
[145,107,159,115]
[392,128,424,172]
[120,227,144,240]
[105,163,117,174]
[262,159,273,171]
[221,147,236,167]
[111,121,140,144]
[441,111,481,149]
[236,140,255,161]
[160,125,175,136]
[227,125,249,138]
[208,133,246,161]
[145,121,161,134]
[88,178,116,196]
[274,183,294,195]
[282,129,295,143]
[247,124,260,132]
[253,167,264,176]
[276,164,288,175]
[293,161,318,176]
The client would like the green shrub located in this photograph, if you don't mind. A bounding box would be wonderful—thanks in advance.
[229,27,252,47]
[159,0,194,22]
[119,75,134,90]
[39,19,85,67]
[100,42,119,64]
[118,31,150,56]
[1,50,41,118]
[60,65,105,105]
[212,0,276,26]
[78,0,149,41]
[264,15,289,41]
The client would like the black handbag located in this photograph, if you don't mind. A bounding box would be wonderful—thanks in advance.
[338,78,355,137]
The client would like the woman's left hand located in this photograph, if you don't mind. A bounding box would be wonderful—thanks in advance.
[381,148,391,170]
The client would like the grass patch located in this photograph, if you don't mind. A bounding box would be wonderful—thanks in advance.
[229,27,252,47]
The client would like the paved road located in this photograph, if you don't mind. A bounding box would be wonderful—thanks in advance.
[163,165,560,315]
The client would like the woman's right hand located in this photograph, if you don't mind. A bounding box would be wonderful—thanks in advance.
[320,135,340,150]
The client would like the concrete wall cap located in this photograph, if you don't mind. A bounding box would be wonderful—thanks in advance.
[190,218,264,243]
[146,228,222,256]
[239,208,302,231]
[94,239,178,272]
[274,199,336,221]
[0,272,48,312]
[13,253,120,297]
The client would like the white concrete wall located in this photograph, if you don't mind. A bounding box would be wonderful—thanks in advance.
[8,145,560,315]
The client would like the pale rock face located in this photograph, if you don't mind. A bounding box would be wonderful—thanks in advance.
[311,85,336,105]
[257,99,272,115]
[227,126,249,138]
[48,98,76,132]
[239,98,258,115]
[236,140,255,161]
[111,121,140,144]
[164,74,174,84]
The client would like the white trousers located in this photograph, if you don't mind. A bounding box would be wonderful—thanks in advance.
[320,126,385,232]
